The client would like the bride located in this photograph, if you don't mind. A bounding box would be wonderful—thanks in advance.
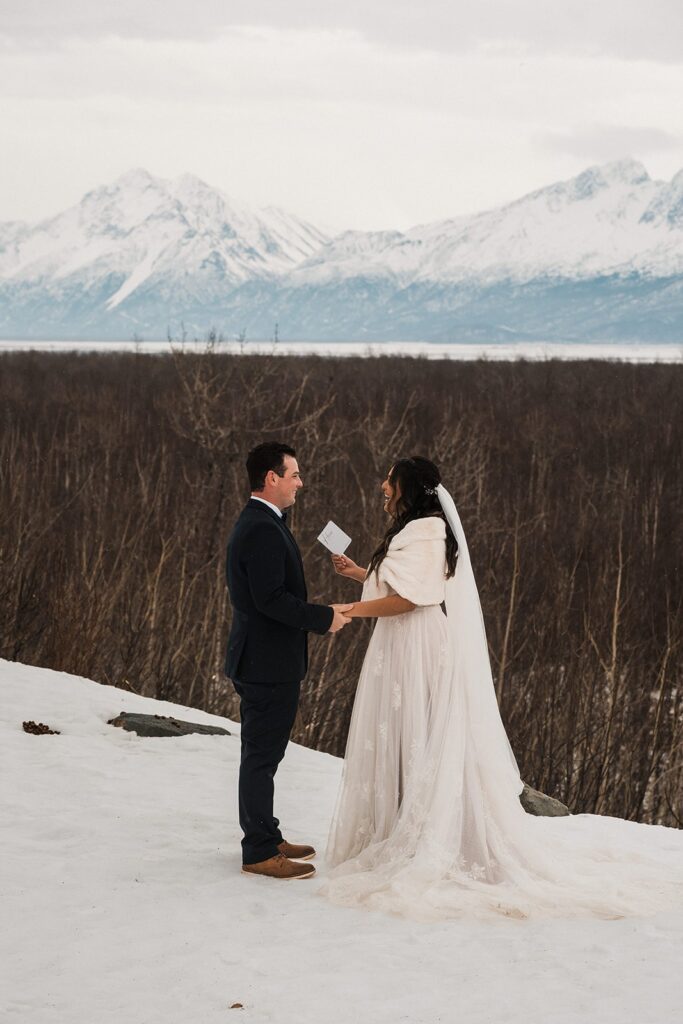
[320,456,683,921]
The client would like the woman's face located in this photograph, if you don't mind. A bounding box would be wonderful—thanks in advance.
[381,467,400,518]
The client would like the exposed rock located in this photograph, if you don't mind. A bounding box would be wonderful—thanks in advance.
[108,712,230,738]
[520,783,570,817]
[23,720,60,735]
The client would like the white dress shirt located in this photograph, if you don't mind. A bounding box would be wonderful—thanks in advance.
[250,495,283,518]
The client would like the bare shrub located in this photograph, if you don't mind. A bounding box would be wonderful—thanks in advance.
[0,349,681,825]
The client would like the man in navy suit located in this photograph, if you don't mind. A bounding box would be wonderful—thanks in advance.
[226,442,352,879]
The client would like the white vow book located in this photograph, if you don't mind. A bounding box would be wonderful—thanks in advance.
[317,520,352,555]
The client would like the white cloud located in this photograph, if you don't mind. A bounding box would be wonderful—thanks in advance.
[3,0,683,62]
[538,125,682,160]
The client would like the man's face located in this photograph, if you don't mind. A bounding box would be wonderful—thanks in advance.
[270,455,303,510]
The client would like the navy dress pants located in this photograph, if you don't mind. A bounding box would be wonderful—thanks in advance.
[232,679,301,865]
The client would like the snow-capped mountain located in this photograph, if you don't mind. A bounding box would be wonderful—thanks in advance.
[292,159,683,287]
[0,168,328,291]
[0,168,328,336]
[1,160,682,342]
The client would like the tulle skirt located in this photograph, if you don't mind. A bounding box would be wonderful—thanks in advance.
[322,606,683,921]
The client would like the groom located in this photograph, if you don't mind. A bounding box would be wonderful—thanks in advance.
[225,442,352,880]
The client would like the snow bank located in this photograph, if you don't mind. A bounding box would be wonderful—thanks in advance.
[0,338,681,362]
[2,659,682,1024]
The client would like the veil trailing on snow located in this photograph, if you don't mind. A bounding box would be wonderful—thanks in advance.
[322,483,683,921]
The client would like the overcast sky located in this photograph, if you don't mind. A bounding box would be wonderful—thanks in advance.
[1,0,682,230]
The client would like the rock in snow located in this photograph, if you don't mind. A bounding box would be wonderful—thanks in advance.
[2,657,683,1024]
[519,783,570,817]
[107,711,231,738]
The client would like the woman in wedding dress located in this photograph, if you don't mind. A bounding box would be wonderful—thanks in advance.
[320,456,683,921]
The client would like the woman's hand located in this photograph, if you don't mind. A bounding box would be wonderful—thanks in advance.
[331,554,366,582]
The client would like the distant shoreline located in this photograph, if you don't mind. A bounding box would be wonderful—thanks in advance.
[1,338,681,363]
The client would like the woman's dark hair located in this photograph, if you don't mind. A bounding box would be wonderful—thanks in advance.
[246,442,296,491]
[367,456,458,580]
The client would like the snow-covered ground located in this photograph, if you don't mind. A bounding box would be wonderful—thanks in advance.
[0,338,681,363]
[3,659,683,1024]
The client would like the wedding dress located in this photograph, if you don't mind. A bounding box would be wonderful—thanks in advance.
[321,486,683,921]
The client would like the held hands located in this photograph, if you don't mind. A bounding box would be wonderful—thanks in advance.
[329,603,354,633]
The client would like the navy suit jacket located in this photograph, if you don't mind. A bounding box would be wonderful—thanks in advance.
[225,499,334,683]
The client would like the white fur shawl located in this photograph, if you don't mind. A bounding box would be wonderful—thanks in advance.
[364,516,447,606]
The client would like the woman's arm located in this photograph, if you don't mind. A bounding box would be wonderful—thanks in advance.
[344,595,415,618]
[331,554,367,584]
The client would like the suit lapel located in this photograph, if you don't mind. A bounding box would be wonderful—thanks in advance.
[246,499,305,576]
[283,521,305,576]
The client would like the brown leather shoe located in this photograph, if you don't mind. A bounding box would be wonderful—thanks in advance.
[277,840,316,861]
[242,853,316,880]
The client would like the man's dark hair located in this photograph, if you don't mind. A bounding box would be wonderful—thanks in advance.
[246,442,296,491]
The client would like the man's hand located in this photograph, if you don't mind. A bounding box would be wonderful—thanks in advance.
[329,603,354,633]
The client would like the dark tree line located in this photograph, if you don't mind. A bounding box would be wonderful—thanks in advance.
[1,348,681,825]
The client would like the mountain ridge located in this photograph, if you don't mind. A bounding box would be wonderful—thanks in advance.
[1,159,682,342]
